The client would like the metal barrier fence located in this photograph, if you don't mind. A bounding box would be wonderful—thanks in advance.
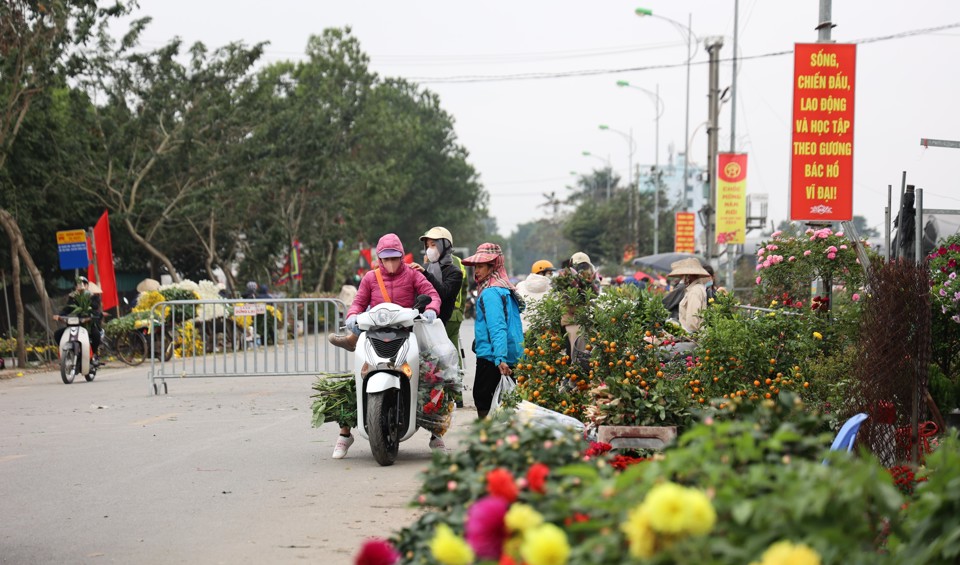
[148,298,349,394]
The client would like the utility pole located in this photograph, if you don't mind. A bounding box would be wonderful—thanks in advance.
[703,37,724,262]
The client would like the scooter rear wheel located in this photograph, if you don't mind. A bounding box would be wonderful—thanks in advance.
[367,390,400,466]
[60,349,76,384]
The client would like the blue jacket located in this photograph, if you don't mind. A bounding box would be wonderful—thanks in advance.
[474,286,524,366]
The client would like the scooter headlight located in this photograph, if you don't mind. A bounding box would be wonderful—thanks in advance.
[373,309,398,327]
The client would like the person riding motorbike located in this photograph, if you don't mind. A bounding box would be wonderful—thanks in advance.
[53,276,103,365]
[515,259,555,332]
[327,233,442,459]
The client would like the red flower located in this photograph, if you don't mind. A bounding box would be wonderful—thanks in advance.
[564,512,591,526]
[499,554,519,565]
[486,468,519,502]
[355,538,400,565]
[611,454,650,470]
[584,441,613,457]
[526,463,550,494]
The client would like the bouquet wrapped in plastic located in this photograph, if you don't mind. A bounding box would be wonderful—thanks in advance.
[414,320,463,437]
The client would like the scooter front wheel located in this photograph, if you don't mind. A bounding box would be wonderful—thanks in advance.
[367,390,400,466]
[60,349,76,384]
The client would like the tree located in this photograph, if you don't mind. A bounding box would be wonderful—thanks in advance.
[1,0,132,361]
[63,21,265,282]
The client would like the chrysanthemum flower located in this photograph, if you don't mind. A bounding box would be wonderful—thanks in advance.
[621,505,657,559]
[355,538,399,565]
[486,468,519,502]
[465,496,509,560]
[429,524,475,565]
[753,540,822,565]
[504,503,543,533]
[519,523,570,565]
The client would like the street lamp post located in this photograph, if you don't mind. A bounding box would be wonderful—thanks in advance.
[615,81,664,254]
[581,151,612,200]
[635,8,697,213]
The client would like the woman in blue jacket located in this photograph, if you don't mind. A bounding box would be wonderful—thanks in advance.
[462,243,524,419]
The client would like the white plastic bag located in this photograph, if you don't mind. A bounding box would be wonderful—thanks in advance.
[514,400,585,435]
[413,319,463,437]
[491,374,517,412]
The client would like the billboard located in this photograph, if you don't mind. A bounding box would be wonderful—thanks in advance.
[790,43,856,221]
[716,153,748,244]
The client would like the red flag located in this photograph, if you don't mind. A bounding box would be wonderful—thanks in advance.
[86,210,118,311]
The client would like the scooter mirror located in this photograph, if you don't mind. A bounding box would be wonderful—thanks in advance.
[413,294,430,313]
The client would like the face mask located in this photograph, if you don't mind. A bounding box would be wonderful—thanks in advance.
[426,247,440,263]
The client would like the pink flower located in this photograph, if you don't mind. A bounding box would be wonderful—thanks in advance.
[795,301,803,308]
[804,250,812,256]
[355,538,400,565]
[756,276,762,285]
[836,231,844,237]
[772,230,783,238]
[758,248,766,256]
[448,480,458,491]
[465,496,510,560]
[756,264,763,271]
[826,245,838,253]
[840,244,848,250]
[828,252,837,260]
[766,244,779,251]
[852,293,861,302]
[789,256,796,262]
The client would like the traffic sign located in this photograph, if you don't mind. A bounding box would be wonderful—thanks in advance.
[57,230,89,270]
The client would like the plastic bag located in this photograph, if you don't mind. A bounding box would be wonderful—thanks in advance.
[414,320,463,437]
[491,374,516,412]
[512,400,585,436]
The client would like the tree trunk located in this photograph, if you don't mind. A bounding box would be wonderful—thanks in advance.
[0,208,53,341]
[10,238,26,368]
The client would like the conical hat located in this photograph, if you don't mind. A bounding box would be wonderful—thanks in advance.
[86,281,102,294]
[667,258,709,278]
[136,278,161,293]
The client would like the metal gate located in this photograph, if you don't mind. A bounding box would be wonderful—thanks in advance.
[147,298,350,394]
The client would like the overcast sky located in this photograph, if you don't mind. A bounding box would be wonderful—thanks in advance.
[118,0,960,239]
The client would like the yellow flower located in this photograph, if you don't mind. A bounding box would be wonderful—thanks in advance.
[812,331,823,340]
[682,488,716,535]
[642,482,689,534]
[505,503,543,533]
[429,524,474,565]
[519,523,570,565]
[621,505,657,559]
[757,540,822,565]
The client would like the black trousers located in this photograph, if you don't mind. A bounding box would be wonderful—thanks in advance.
[473,357,507,413]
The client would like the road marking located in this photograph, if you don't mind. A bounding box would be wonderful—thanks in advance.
[132,413,179,426]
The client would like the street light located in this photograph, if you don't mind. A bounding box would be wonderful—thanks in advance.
[615,81,664,254]
[581,151,612,200]
[635,7,698,214]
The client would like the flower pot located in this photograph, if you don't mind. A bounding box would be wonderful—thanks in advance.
[597,425,677,451]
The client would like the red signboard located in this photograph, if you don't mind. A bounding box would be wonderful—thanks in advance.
[716,153,748,244]
[674,212,696,254]
[790,43,856,221]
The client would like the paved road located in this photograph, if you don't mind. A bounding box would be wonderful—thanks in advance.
[0,321,478,564]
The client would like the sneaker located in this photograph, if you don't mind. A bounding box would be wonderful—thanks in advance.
[332,434,354,459]
[429,435,447,451]
[92,355,101,367]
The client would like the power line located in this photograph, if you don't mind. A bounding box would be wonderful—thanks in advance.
[407,22,960,84]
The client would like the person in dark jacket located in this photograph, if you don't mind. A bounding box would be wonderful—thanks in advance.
[411,227,464,326]
[53,276,103,365]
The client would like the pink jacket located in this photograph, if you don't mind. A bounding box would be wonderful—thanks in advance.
[347,234,441,317]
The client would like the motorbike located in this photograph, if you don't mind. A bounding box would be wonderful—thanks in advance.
[56,315,96,384]
[463,288,478,319]
[352,295,430,466]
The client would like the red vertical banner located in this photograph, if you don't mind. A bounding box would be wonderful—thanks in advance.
[716,153,748,244]
[674,212,696,254]
[86,210,119,311]
[790,43,856,221]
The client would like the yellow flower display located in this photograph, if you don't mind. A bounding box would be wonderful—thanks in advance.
[812,331,823,340]
[132,291,165,314]
[751,540,822,565]
[429,524,474,565]
[505,503,544,533]
[519,523,570,565]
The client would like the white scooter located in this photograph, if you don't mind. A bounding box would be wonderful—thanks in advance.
[56,315,96,384]
[352,296,430,466]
